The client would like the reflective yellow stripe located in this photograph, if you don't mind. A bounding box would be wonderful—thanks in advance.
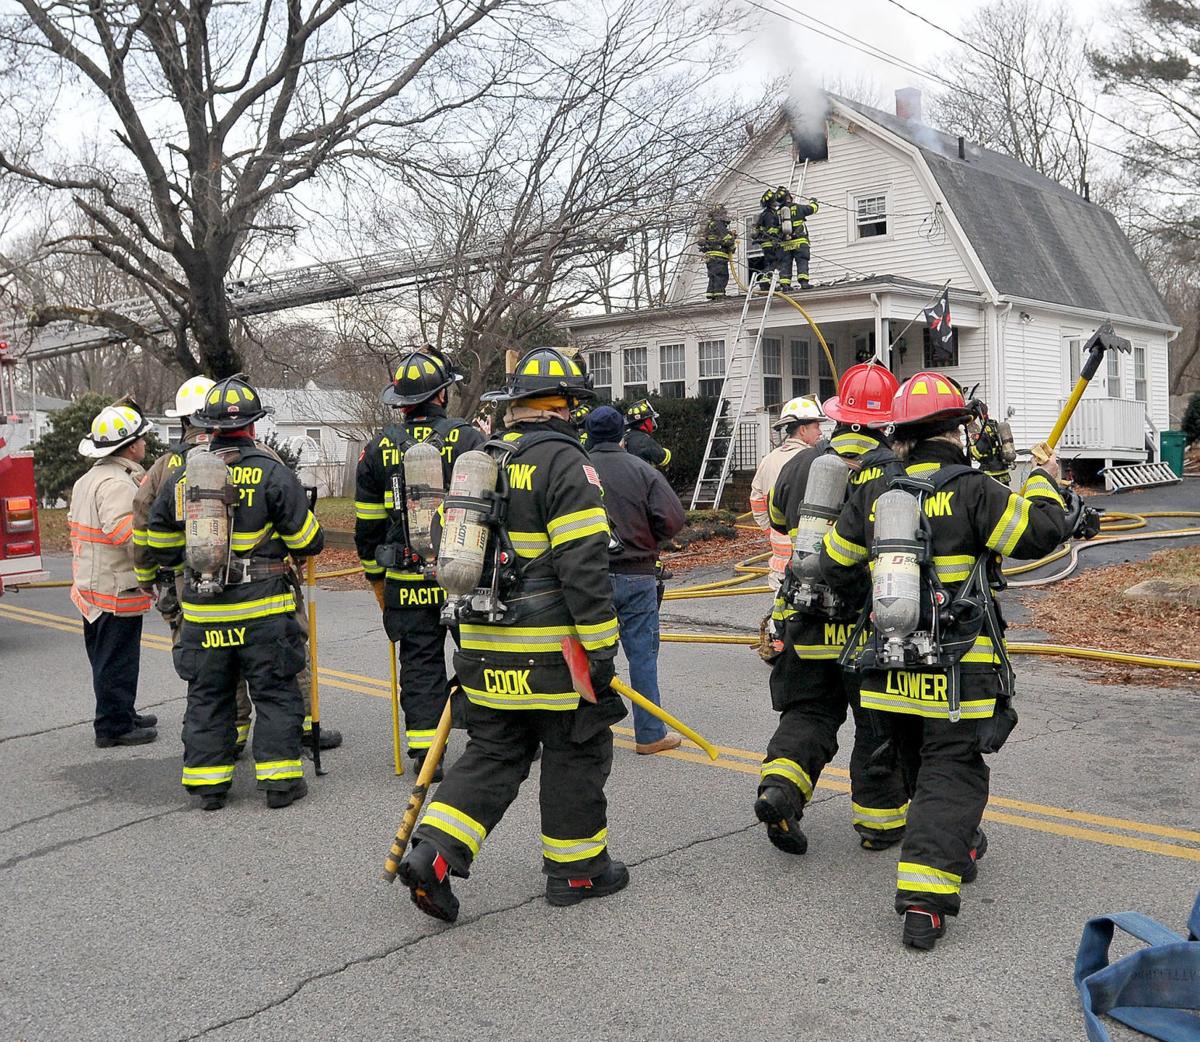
[659,448,672,467]
[281,510,319,550]
[421,801,487,856]
[132,527,150,547]
[462,685,581,712]
[302,715,313,733]
[181,593,295,623]
[759,757,813,800]
[859,690,996,719]
[852,802,909,830]
[236,723,250,744]
[355,500,387,520]
[576,617,620,650]
[255,759,303,781]
[406,729,437,750]
[146,528,186,547]
[1023,475,1065,507]
[542,827,608,863]
[461,619,618,654]
[791,644,844,660]
[906,462,941,475]
[897,861,961,894]
[768,488,786,527]
[360,558,384,576]
[508,530,551,558]
[830,433,875,456]
[546,507,609,549]
[383,491,396,509]
[230,524,274,551]
[824,525,867,566]
[986,494,1032,556]
[134,565,158,583]
[932,554,975,583]
[385,570,430,582]
[961,634,1004,664]
[182,764,236,787]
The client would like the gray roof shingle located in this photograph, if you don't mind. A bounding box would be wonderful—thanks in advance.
[836,97,1174,326]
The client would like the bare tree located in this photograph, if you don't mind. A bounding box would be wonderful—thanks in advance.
[927,0,1095,193]
[0,0,522,377]
[341,0,747,417]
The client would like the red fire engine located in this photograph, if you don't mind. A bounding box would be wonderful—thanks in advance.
[0,340,50,595]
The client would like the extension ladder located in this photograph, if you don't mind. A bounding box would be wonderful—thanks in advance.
[690,272,779,509]
[1102,461,1182,493]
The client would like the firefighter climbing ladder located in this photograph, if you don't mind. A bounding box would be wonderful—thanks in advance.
[690,272,779,509]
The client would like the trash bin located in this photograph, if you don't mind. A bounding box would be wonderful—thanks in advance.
[1159,429,1187,478]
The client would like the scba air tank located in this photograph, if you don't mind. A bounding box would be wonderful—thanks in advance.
[871,489,922,655]
[438,450,498,597]
[403,441,444,563]
[184,446,232,596]
[997,420,1017,465]
[789,453,850,580]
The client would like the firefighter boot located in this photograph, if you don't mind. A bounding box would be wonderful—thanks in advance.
[902,908,947,951]
[413,751,444,783]
[303,726,343,751]
[754,785,808,855]
[266,778,308,809]
[961,829,988,884]
[545,861,630,908]
[398,841,460,923]
[201,792,227,812]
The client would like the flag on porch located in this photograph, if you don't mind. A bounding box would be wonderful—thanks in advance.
[923,289,953,348]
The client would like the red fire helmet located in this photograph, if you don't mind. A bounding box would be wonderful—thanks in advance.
[880,370,973,429]
[822,362,900,426]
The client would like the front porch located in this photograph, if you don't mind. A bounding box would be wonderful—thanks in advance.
[1056,396,1153,465]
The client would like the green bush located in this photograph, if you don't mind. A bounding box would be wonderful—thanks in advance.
[1183,391,1200,445]
[31,394,166,506]
[261,430,302,471]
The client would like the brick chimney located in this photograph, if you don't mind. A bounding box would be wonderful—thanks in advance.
[895,87,922,122]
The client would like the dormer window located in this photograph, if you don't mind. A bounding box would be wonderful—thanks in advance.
[855,193,888,238]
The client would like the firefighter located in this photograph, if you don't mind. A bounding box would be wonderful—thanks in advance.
[133,376,341,757]
[697,204,737,301]
[623,398,671,469]
[819,371,1082,949]
[70,404,157,747]
[751,188,783,291]
[750,395,824,592]
[397,346,626,923]
[967,398,1013,486]
[146,375,323,811]
[755,364,907,855]
[775,187,819,291]
[355,347,485,777]
[570,401,594,450]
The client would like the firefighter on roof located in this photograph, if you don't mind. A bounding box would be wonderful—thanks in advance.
[396,346,628,924]
[146,375,323,812]
[697,203,737,301]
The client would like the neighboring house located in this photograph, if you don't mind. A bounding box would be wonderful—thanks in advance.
[2,389,72,451]
[157,381,368,497]
[566,91,1178,482]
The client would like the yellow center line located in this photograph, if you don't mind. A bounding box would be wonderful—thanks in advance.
[4,603,1197,860]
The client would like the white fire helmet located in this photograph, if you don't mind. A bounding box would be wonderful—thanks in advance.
[165,375,217,418]
[773,395,824,429]
[78,405,154,458]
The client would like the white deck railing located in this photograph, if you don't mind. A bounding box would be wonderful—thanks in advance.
[1058,397,1147,454]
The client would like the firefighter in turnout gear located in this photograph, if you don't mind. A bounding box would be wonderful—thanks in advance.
[146,375,324,811]
[623,398,671,469]
[756,363,908,855]
[750,395,824,592]
[570,401,594,450]
[775,187,819,290]
[133,376,340,758]
[355,348,485,776]
[751,188,783,290]
[398,346,628,924]
[819,371,1077,950]
[697,204,737,301]
[967,398,1014,486]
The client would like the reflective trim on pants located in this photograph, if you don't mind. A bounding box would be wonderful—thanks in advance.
[760,757,814,801]
[897,861,962,895]
[852,801,909,831]
[407,728,437,751]
[182,764,236,788]
[255,759,303,782]
[542,827,608,864]
[420,801,488,857]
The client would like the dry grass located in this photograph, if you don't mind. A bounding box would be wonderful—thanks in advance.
[36,507,69,553]
[1024,545,1200,687]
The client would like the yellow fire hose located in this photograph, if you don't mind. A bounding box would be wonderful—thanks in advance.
[389,642,404,776]
[381,695,454,881]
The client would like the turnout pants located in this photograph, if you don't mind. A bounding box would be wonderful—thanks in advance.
[762,646,908,845]
[383,601,451,757]
[413,696,625,879]
[173,614,307,795]
[778,246,810,289]
[83,611,144,740]
[705,256,730,298]
[758,245,783,288]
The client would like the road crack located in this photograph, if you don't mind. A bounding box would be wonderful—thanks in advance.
[0,806,188,870]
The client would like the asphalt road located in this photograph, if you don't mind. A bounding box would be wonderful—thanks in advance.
[2,493,1198,1042]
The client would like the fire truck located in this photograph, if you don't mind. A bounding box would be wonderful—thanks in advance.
[0,341,49,595]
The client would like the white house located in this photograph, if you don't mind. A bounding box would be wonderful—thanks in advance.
[566,92,1178,480]
[2,389,72,451]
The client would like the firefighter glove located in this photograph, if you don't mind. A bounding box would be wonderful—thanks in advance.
[588,654,616,697]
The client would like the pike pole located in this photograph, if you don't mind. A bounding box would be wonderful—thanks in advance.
[306,555,327,776]
[382,695,453,881]
[390,642,404,776]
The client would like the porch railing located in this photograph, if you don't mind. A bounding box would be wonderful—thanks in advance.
[1057,397,1147,454]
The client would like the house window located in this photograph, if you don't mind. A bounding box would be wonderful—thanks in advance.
[699,339,726,398]
[762,338,782,410]
[167,425,183,443]
[1134,344,1148,402]
[659,343,685,399]
[855,194,888,238]
[589,351,612,400]
[1107,348,1122,398]
[1065,337,1082,385]
[818,339,836,402]
[622,346,648,400]
[305,427,322,445]
[790,339,810,397]
[923,327,959,368]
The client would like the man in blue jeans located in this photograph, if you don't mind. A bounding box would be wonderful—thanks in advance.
[584,406,687,754]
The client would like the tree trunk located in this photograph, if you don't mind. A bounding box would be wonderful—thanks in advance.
[188,270,244,377]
